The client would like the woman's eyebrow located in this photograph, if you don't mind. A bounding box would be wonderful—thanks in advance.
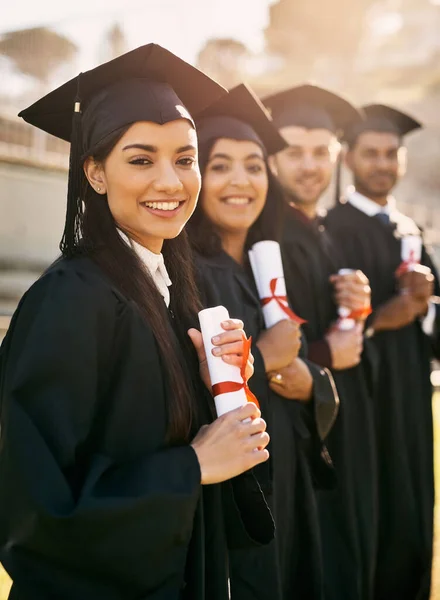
[176,144,197,153]
[122,144,196,153]
[245,153,264,160]
[122,143,157,152]
[209,153,232,161]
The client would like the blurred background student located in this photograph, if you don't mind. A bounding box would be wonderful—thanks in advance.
[326,106,440,599]
[264,85,377,600]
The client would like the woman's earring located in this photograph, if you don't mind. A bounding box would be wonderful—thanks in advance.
[96,186,101,192]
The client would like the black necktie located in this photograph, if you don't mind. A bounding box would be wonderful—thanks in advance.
[374,212,390,226]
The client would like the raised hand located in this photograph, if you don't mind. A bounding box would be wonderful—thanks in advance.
[371,294,424,332]
[256,319,302,373]
[325,323,364,370]
[397,265,434,315]
[191,402,269,484]
[268,357,313,401]
[188,319,255,392]
[330,270,371,319]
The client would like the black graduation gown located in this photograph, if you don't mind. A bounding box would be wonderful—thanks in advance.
[195,250,338,600]
[281,207,379,600]
[0,256,273,600]
[325,201,439,600]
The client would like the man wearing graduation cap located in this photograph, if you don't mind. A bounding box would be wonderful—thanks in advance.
[326,105,440,600]
[263,85,378,600]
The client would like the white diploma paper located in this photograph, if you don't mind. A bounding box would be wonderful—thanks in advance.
[198,306,247,417]
[337,269,356,331]
[401,235,422,270]
[249,240,290,328]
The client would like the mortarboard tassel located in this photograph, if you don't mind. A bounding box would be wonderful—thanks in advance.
[60,74,84,257]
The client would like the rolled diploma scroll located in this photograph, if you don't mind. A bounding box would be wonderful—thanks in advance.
[338,269,356,331]
[198,305,248,417]
[401,235,422,272]
[249,240,291,328]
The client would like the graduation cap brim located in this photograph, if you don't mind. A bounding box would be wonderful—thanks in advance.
[19,43,226,142]
[196,83,287,155]
[362,104,422,136]
[263,83,363,135]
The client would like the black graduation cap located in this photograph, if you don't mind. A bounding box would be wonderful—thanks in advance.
[196,83,287,156]
[344,103,422,146]
[18,43,226,256]
[262,83,363,137]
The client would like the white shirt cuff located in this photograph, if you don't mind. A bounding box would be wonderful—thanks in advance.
[421,300,436,336]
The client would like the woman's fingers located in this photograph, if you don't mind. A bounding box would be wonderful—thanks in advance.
[187,328,206,363]
[230,401,261,422]
[211,329,245,346]
[246,431,270,451]
[243,417,267,436]
[220,318,244,331]
[244,361,254,380]
[235,417,268,448]
[252,449,270,465]
[221,355,254,378]
[217,359,254,380]
[212,340,247,357]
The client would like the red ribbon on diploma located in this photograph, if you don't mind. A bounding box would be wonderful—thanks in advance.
[395,250,418,277]
[335,306,373,331]
[261,278,306,324]
[344,306,373,320]
[212,334,260,408]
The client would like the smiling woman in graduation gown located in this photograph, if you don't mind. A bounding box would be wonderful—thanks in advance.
[0,45,274,600]
[187,84,339,600]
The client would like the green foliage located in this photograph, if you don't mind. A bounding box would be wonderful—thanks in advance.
[0,27,77,83]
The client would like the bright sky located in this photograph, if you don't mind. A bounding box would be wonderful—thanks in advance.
[1,0,276,69]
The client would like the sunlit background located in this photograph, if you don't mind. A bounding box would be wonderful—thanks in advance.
[0,0,439,597]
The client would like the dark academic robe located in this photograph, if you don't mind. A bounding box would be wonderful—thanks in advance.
[281,206,379,600]
[326,200,439,600]
[0,256,274,600]
[195,250,339,600]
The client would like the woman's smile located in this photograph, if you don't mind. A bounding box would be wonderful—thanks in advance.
[220,195,254,206]
[140,198,187,218]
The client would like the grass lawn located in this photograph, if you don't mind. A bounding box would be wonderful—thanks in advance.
[1,395,440,599]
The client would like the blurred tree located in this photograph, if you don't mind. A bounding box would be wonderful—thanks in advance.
[196,38,249,88]
[0,27,77,85]
[105,24,127,61]
[264,0,375,84]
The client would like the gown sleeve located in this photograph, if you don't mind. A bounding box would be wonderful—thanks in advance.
[303,359,339,443]
[307,339,333,369]
[0,268,201,594]
[298,335,338,489]
[298,333,339,442]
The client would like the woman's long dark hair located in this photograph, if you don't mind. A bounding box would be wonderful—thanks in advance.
[187,138,285,256]
[79,125,201,444]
